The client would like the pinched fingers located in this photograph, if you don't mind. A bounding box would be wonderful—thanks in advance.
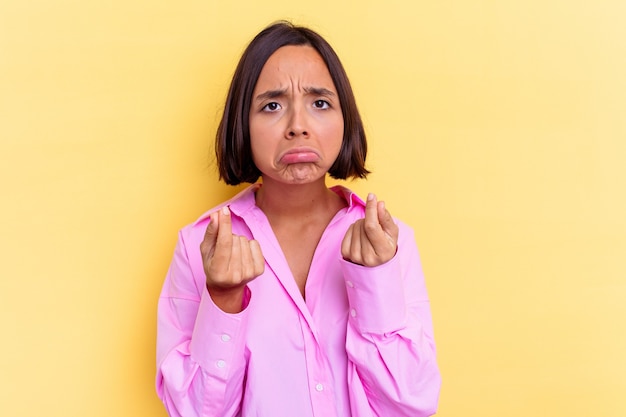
[201,206,265,290]
[343,217,387,266]
[341,193,398,267]
[363,193,396,247]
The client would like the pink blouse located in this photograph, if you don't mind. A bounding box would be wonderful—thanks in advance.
[156,185,441,416]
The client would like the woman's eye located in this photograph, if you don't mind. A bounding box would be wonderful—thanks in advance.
[262,102,281,112]
[313,100,330,109]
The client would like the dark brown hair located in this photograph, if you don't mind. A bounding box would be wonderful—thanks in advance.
[216,21,369,185]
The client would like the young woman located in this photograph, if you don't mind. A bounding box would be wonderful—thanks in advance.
[156,21,441,417]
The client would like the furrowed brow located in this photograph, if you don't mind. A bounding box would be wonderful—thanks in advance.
[304,87,336,97]
[254,88,287,101]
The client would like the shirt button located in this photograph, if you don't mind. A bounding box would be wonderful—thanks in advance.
[346,281,354,288]
[221,334,231,342]
[315,383,324,392]
[216,360,226,369]
[350,309,357,317]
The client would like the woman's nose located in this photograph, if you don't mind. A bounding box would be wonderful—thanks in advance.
[285,107,309,139]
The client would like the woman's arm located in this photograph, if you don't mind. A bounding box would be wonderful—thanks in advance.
[156,231,249,417]
[341,194,441,416]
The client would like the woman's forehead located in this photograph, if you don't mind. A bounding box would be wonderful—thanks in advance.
[254,45,335,91]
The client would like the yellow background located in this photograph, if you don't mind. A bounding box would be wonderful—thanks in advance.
[1,1,624,416]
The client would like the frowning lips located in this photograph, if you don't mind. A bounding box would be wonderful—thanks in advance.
[278,147,321,164]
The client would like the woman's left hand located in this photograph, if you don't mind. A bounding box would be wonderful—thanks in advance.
[341,193,399,267]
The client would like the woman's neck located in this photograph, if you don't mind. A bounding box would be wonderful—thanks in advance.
[254,177,345,222]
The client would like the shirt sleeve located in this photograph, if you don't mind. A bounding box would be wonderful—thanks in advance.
[340,221,441,417]
[156,230,250,417]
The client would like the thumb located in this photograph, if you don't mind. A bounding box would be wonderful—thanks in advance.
[202,211,220,248]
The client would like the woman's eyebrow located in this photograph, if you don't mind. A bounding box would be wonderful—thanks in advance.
[254,88,287,101]
[254,86,337,101]
[303,86,336,97]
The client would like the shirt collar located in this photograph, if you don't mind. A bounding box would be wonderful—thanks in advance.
[193,184,260,225]
[329,184,365,211]
[193,183,364,225]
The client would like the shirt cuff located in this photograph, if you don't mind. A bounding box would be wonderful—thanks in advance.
[189,287,249,379]
[340,255,407,334]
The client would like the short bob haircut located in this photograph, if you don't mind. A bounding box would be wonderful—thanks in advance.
[216,21,370,185]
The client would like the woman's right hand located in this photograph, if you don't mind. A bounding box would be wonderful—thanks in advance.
[200,206,265,313]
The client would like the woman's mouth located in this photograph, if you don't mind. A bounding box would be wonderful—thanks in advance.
[279,148,320,164]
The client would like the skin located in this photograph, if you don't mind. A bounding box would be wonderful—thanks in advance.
[249,45,344,186]
[200,45,399,313]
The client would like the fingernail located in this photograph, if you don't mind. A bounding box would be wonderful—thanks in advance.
[222,206,230,215]
[367,193,375,201]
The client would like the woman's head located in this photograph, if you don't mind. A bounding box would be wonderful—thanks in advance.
[216,21,369,185]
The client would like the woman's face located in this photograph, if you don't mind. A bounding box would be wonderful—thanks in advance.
[249,45,344,186]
